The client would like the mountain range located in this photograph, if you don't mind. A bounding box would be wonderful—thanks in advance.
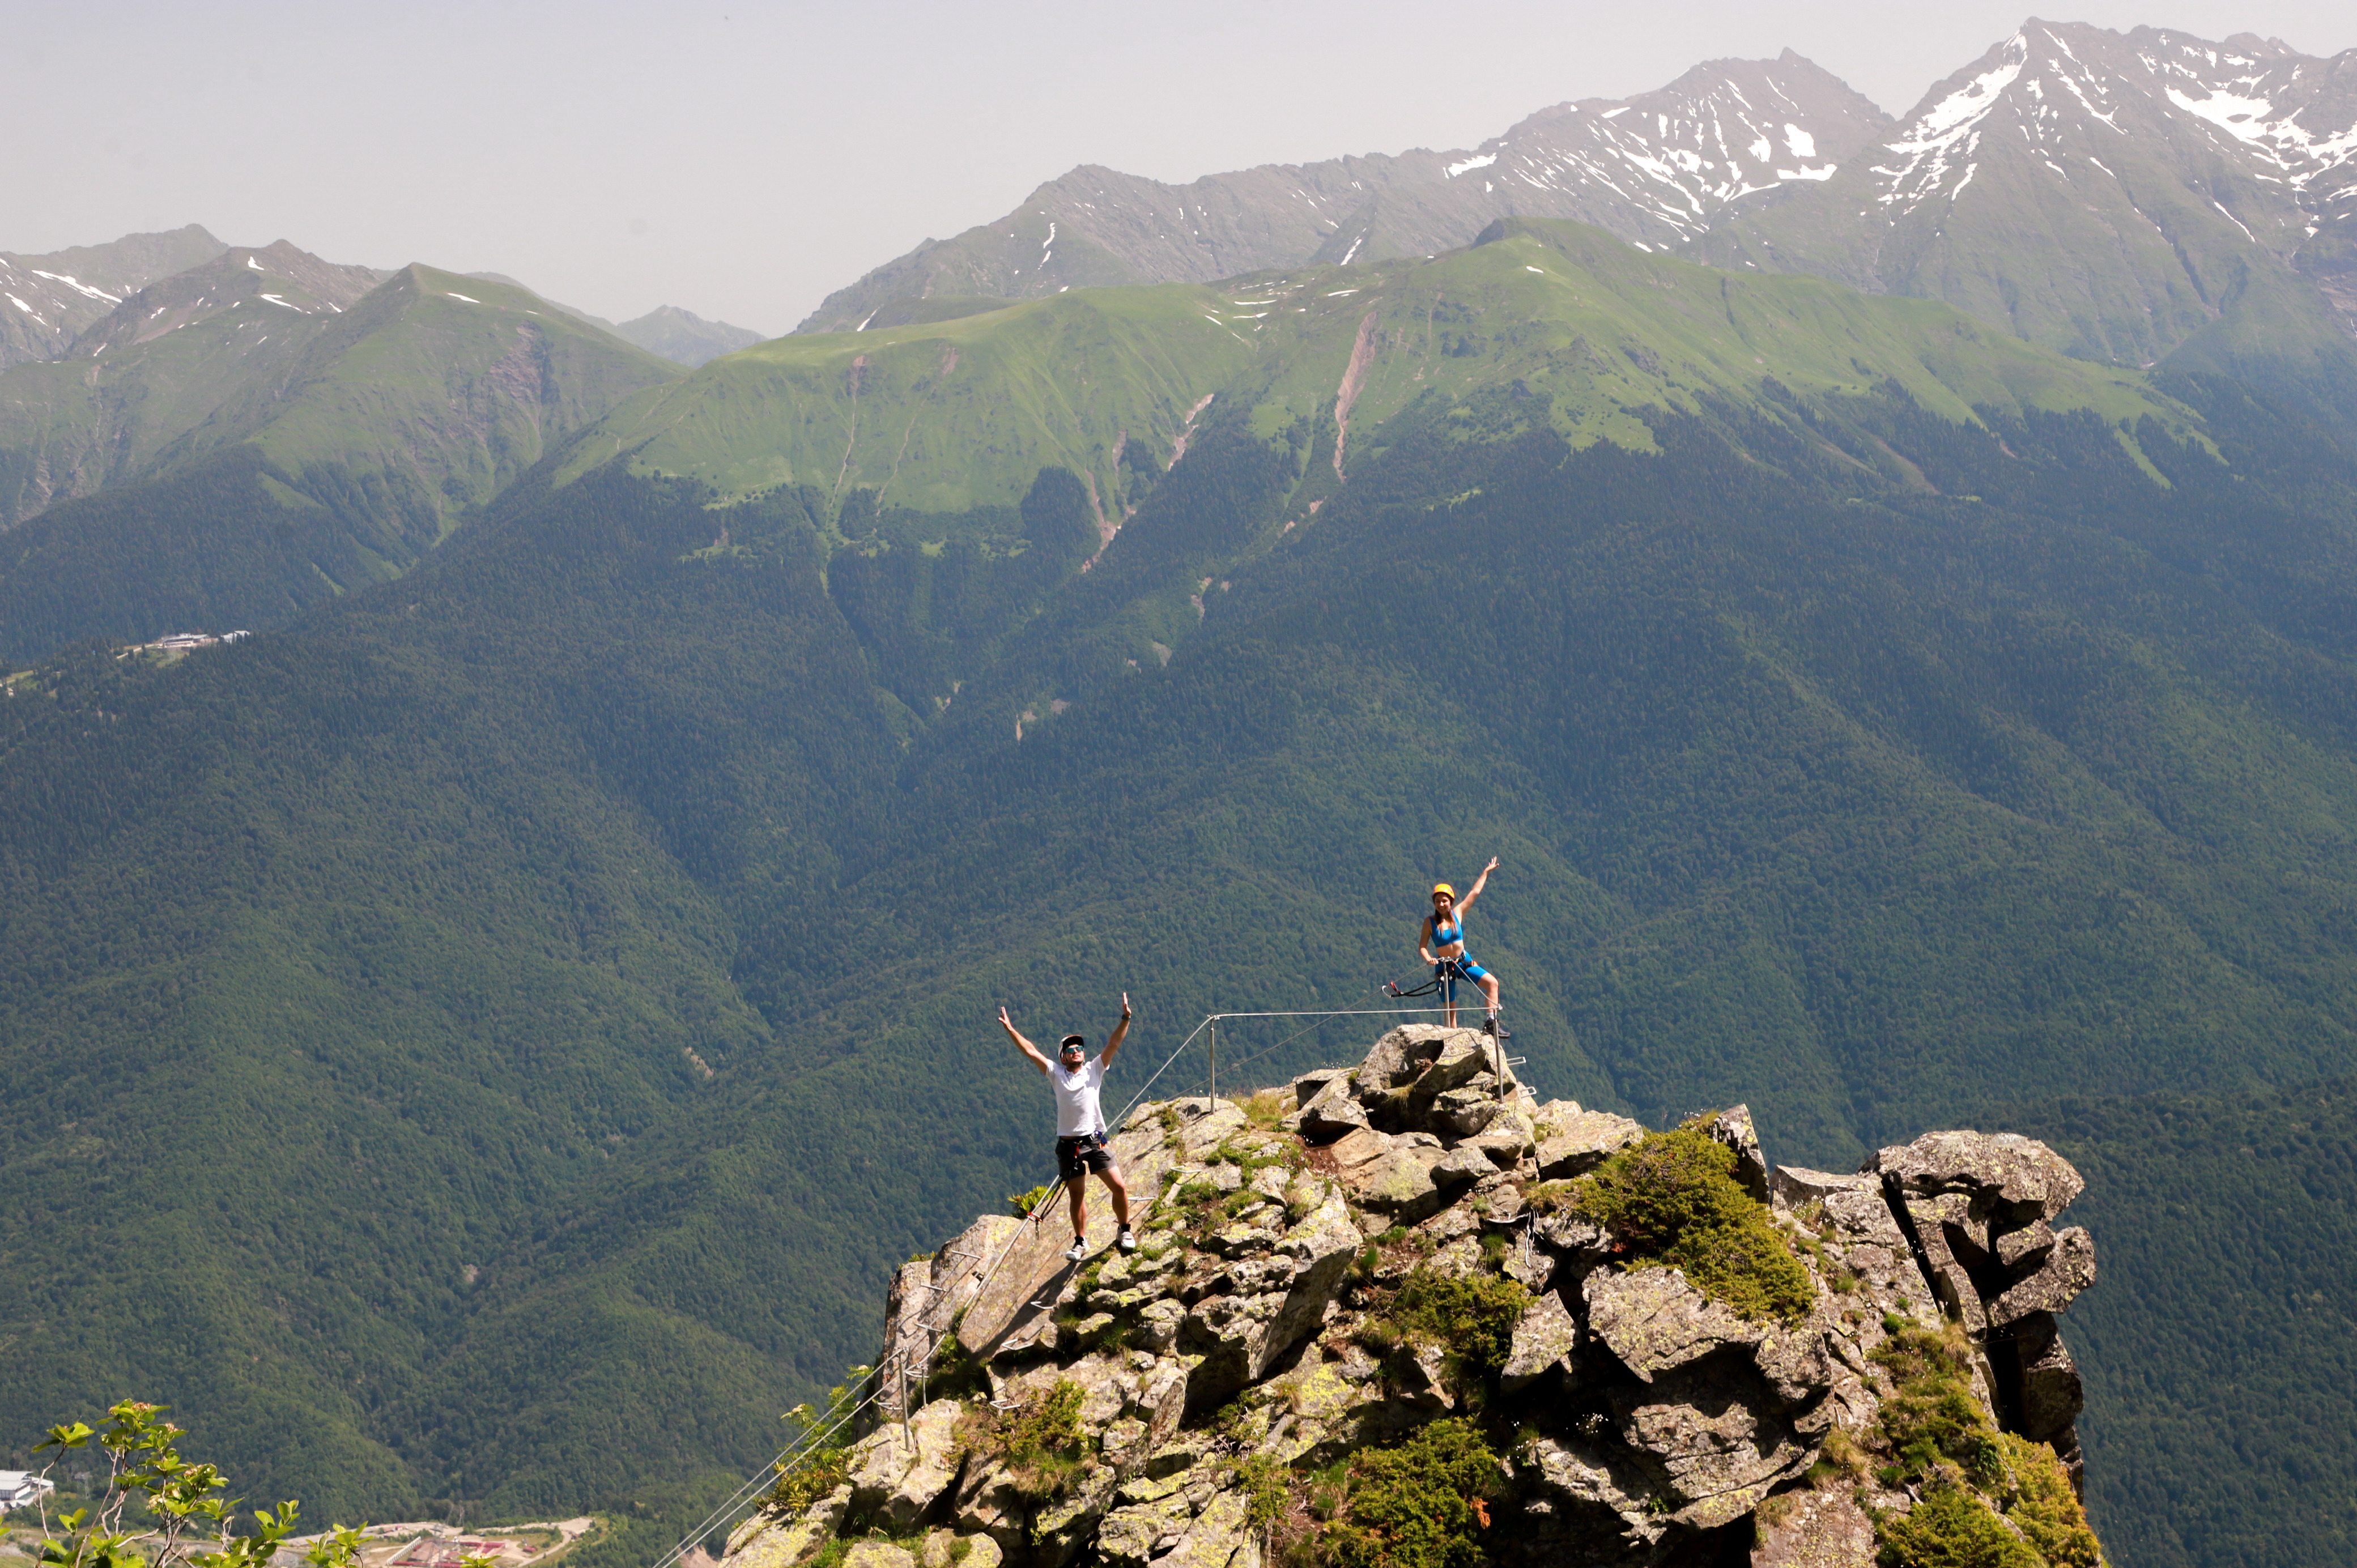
[0,224,228,368]
[0,235,772,653]
[803,21,2357,437]
[794,50,1895,333]
[3,19,2356,1568]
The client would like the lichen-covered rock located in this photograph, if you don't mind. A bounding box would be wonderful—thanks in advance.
[879,1213,1026,1399]
[1988,1226,2098,1326]
[1993,1218,2056,1271]
[1614,1358,1815,1528]
[1505,1434,1667,1563]
[1428,1144,1492,1188]
[1155,1487,1254,1568]
[1700,1105,1771,1203]
[1533,1105,1647,1179]
[840,1545,916,1568]
[733,1029,2108,1568]
[1750,1489,1878,1568]
[2010,1311,2086,1445]
[1501,1286,1580,1391]
[918,1537,1001,1568]
[1293,1074,1369,1141]
[1867,1130,2086,1222]
[1342,1145,1441,1217]
[1092,1492,1193,1568]
[845,1397,965,1530]
[725,1485,850,1568]
[1173,1098,1252,1156]
[1584,1266,1761,1380]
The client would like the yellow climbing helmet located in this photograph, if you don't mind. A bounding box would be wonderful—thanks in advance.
[1432,883,1456,898]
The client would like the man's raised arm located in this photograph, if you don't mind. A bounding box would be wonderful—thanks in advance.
[999,1007,1052,1076]
[1101,992,1134,1066]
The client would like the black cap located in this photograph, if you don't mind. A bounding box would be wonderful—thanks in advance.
[1060,1034,1087,1050]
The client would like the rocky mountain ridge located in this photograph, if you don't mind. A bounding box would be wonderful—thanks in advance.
[798,18,2357,438]
[0,224,228,369]
[1699,20,2357,365]
[724,1024,2103,1568]
[791,52,1892,334]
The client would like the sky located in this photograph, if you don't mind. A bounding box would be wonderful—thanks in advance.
[12,1,2357,335]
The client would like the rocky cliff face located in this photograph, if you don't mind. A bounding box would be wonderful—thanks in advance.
[724,1026,2104,1568]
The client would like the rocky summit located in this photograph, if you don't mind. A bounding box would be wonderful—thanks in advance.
[723,1025,2105,1568]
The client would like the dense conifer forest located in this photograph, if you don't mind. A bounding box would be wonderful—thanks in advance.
[2,239,2354,1566]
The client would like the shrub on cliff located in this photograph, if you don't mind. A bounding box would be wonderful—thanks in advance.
[1321,1418,1504,1568]
[1570,1125,1815,1322]
[763,1365,869,1514]
[958,1378,1092,1505]
[27,1400,367,1568]
[1384,1268,1532,1377]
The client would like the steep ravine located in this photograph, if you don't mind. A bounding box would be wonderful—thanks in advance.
[723,1025,2104,1568]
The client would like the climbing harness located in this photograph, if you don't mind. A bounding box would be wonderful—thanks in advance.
[1384,958,1480,1001]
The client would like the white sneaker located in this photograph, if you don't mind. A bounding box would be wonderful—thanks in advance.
[1065,1238,1088,1262]
[1117,1228,1137,1252]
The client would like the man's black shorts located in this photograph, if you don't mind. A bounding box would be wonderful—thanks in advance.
[1056,1133,1114,1181]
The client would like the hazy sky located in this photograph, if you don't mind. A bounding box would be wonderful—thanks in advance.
[14,1,2356,334]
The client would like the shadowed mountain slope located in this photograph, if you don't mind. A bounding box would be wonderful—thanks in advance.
[0,240,389,526]
[0,264,682,658]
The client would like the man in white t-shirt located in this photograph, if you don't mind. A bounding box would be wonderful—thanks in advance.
[998,994,1135,1261]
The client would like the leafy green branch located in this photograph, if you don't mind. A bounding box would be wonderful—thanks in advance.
[29,1401,365,1568]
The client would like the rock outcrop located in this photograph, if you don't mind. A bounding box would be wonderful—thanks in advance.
[723,1025,2104,1568]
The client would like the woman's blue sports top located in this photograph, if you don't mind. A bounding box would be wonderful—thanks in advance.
[1431,915,1464,948]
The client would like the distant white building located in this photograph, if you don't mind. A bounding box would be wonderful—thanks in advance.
[0,1469,56,1512]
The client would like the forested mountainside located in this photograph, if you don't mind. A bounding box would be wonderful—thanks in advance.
[3,217,2354,1568]
[0,241,389,527]
[1999,1079,2357,1568]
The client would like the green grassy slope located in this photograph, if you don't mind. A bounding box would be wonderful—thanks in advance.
[1996,1081,2357,1568]
[0,266,681,657]
[562,219,2189,523]
[0,229,2350,1568]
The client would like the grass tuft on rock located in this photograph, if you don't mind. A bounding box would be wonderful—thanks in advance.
[1870,1320,2003,1489]
[1865,1320,2105,1568]
[1875,1485,2042,1568]
[958,1379,1092,1506]
[1569,1127,1814,1322]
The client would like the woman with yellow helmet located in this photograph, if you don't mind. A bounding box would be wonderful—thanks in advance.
[1418,856,1503,1033]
